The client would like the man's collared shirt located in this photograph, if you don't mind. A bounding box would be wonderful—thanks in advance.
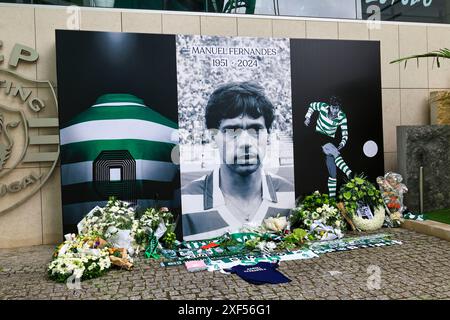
[181,168,295,241]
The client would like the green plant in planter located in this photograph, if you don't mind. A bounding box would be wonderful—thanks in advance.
[338,174,384,217]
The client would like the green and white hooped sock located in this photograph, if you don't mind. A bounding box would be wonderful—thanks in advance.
[328,177,337,197]
[335,156,352,178]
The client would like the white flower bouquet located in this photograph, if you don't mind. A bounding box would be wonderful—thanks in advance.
[256,240,278,253]
[291,191,347,240]
[309,220,344,241]
[338,175,386,231]
[48,235,111,283]
[351,206,386,231]
[78,198,135,237]
[77,197,138,254]
[133,207,176,252]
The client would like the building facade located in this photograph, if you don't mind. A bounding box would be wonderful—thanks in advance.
[0,2,449,248]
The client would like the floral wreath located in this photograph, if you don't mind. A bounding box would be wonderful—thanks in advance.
[351,205,386,231]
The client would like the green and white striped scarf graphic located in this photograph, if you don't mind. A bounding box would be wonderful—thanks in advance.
[60,94,179,225]
[306,102,348,147]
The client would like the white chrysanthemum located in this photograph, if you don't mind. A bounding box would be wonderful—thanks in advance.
[263,216,288,232]
[266,242,277,251]
[256,241,267,252]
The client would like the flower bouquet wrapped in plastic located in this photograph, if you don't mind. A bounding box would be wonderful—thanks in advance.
[376,172,408,227]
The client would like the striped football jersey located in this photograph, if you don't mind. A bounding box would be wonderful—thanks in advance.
[306,102,348,147]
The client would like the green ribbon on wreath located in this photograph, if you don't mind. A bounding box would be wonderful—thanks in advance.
[144,232,160,259]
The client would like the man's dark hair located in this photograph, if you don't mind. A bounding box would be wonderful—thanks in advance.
[205,81,275,130]
[329,96,342,108]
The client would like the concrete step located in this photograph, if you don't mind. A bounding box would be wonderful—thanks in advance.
[402,219,450,242]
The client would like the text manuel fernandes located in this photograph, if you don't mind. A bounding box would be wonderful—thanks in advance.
[187,46,278,56]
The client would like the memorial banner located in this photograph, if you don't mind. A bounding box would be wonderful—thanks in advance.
[56,30,383,240]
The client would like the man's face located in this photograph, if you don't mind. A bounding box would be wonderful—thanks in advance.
[214,115,268,176]
[329,105,341,117]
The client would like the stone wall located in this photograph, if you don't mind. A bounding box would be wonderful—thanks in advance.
[397,125,450,212]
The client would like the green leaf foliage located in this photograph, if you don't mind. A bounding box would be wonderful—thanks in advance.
[338,173,383,217]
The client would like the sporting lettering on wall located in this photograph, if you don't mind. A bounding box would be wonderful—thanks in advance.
[0,41,59,215]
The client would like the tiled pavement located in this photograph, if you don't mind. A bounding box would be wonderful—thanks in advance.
[1,228,449,300]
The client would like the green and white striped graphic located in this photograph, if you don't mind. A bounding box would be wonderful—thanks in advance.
[306,102,348,147]
[60,94,179,223]
[328,177,337,197]
[335,155,352,178]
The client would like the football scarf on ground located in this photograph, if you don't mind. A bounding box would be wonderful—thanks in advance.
[60,94,178,227]
[206,234,402,271]
[159,232,402,268]
[160,232,283,265]
[159,244,319,268]
[309,233,402,255]
[181,232,260,250]
[403,212,425,221]
[205,249,319,272]
[145,233,160,260]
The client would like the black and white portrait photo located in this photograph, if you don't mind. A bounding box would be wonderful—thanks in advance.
[177,35,295,241]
